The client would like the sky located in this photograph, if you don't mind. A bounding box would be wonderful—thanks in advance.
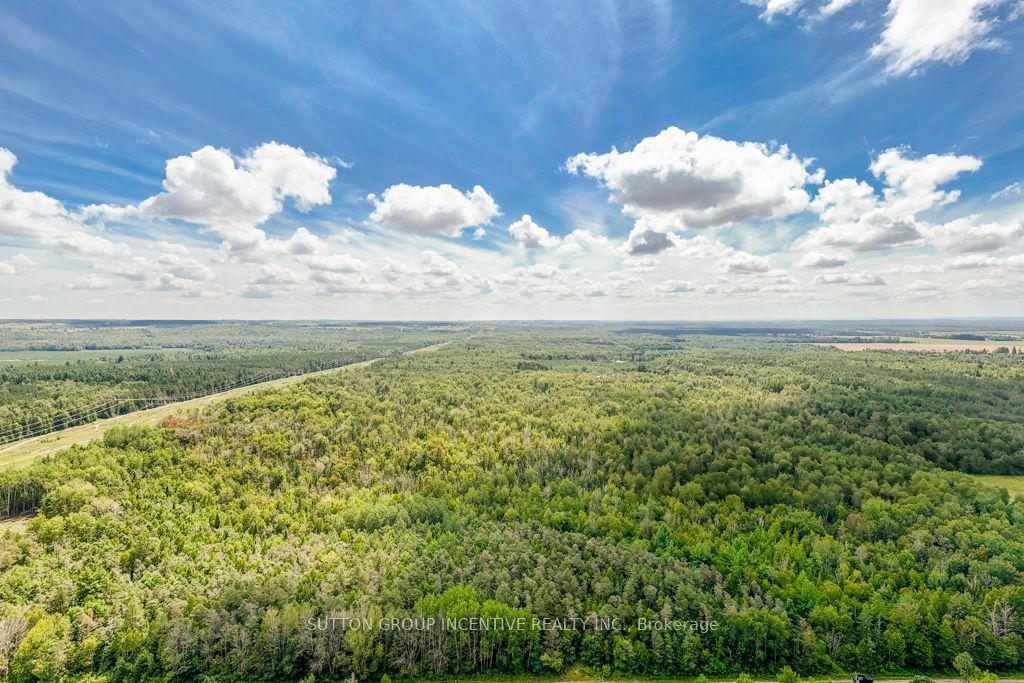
[1,0,1023,320]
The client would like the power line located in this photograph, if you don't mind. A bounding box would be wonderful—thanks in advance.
[0,358,362,446]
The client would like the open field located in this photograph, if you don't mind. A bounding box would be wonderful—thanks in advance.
[815,342,1017,352]
[898,336,1024,345]
[0,513,29,534]
[972,474,1024,499]
[0,340,451,470]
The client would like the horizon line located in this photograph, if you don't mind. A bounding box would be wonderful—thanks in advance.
[4,317,1024,324]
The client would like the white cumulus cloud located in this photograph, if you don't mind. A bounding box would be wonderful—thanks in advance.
[623,228,676,256]
[305,253,366,273]
[800,147,981,252]
[717,252,772,274]
[0,148,129,259]
[567,126,822,234]
[743,1,1020,77]
[0,254,35,276]
[871,0,1018,76]
[139,142,336,227]
[943,253,999,269]
[283,227,328,255]
[66,274,112,290]
[813,271,887,285]
[742,0,806,20]
[798,248,854,268]
[367,184,499,237]
[508,214,559,249]
[654,279,698,293]
[249,264,304,286]
[926,217,1023,253]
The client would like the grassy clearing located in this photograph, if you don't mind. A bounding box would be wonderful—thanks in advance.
[0,515,29,534]
[897,336,1009,345]
[972,475,1024,500]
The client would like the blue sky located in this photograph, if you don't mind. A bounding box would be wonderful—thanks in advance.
[1,0,1023,319]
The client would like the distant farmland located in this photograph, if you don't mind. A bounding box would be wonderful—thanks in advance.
[816,341,1018,352]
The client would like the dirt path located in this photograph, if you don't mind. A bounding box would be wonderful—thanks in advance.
[0,340,452,470]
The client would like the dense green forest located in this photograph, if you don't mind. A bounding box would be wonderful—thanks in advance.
[0,322,461,443]
[2,327,1024,681]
